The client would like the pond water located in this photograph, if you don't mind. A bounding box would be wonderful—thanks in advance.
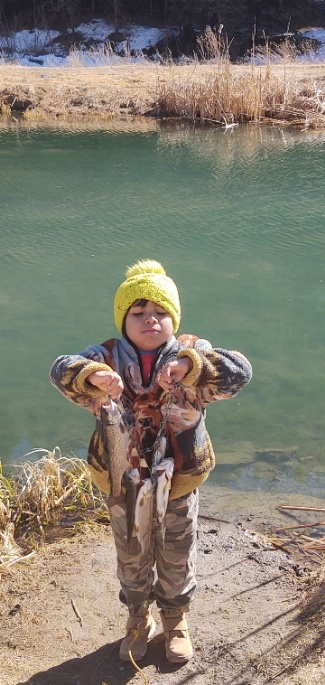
[0,119,324,497]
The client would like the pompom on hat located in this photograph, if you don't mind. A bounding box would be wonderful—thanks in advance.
[114,259,181,333]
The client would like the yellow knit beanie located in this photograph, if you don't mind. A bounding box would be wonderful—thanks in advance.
[114,259,181,333]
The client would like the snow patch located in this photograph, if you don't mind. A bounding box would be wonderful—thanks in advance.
[0,19,173,66]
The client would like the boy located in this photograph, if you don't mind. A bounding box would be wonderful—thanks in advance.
[50,259,252,664]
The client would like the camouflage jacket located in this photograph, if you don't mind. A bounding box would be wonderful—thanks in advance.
[49,334,252,499]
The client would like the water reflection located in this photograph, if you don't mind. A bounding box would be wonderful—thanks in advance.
[0,116,159,134]
[156,122,325,254]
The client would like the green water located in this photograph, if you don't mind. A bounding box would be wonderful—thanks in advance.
[1,120,324,495]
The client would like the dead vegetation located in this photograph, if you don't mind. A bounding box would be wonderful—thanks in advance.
[0,448,108,572]
[269,505,325,566]
[153,29,325,129]
[155,63,325,129]
[1,32,325,128]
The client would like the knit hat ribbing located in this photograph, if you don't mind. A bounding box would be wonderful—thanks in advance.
[114,259,181,333]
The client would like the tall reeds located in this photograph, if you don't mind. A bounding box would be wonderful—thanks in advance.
[154,27,325,129]
[0,448,107,565]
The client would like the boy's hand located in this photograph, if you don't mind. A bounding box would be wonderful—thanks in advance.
[158,359,192,391]
[87,370,124,399]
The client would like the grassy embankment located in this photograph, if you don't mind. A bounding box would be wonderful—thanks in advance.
[1,30,325,128]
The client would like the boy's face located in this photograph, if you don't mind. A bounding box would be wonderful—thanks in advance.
[124,300,174,351]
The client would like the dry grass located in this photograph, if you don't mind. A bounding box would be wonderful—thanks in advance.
[0,448,108,568]
[267,505,325,567]
[1,54,325,128]
[155,57,325,129]
[0,62,163,120]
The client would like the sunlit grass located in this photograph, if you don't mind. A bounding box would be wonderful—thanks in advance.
[0,447,108,569]
[155,64,325,128]
[0,26,325,127]
[154,28,325,129]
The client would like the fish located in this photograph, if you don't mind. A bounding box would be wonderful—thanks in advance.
[100,399,129,498]
[155,457,174,525]
[134,477,154,558]
[151,434,172,542]
[124,467,141,545]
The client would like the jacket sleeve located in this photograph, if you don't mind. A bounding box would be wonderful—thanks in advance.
[177,337,252,405]
[49,343,115,412]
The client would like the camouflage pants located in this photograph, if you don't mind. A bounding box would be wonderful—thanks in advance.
[108,489,199,616]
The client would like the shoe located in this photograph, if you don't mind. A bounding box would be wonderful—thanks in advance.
[119,610,156,661]
[160,609,193,663]
[119,589,128,606]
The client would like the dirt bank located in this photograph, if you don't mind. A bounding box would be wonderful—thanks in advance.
[1,485,325,685]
